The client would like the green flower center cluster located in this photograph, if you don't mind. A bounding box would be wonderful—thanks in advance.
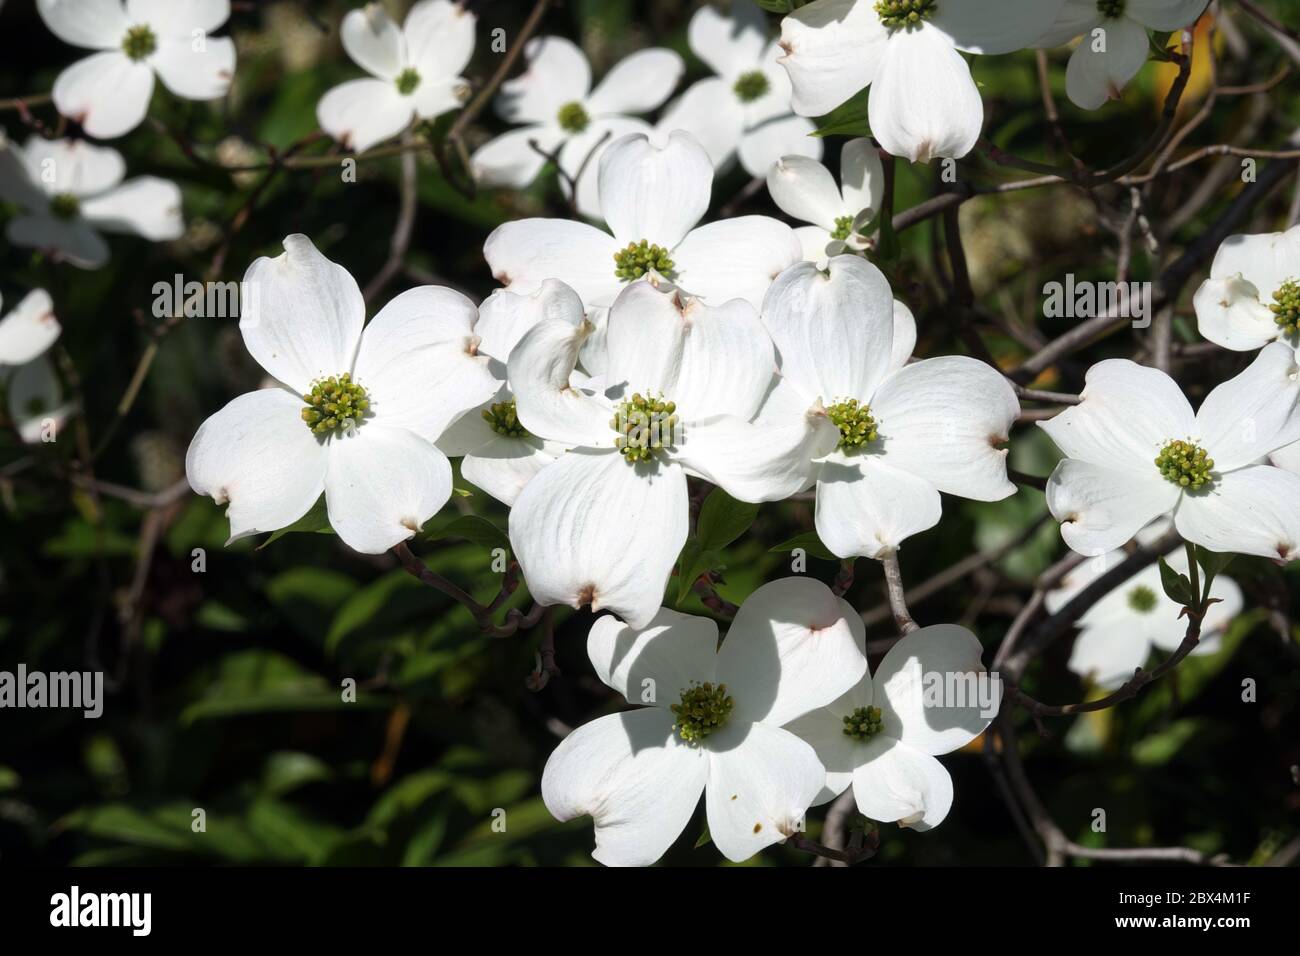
[1155,439,1214,490]
[827,398,880,449]
[613,240,675,282]
[1097,0,1126,19]
[557,101,590,133]
[611,392,679,463]
[843,705,884,741]
[1126,584,1158,613]
[481,399,529,438]
[395,68,421,95]
[122,24,158,61]
[875,0,937,28]
[49,193,81,220]
[733,70,770,103]
[301,373,370,436]
[831,215,856,242]
[1270,279,1300,336]
[672,682,734,745]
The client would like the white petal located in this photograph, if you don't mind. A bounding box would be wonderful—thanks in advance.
[673,217,803,311]
[483,218,621,307]
[324,424,452,553]
[340,3,404,79]
[316,78,414,153]
[679,412,834,502]
[1205,225,1300,303]
[839,137,886,222]
[767,154,846,231]
[559,116,652,222]
[149,35,235,100]
[761,255,895,402]
[688,0,768,80]
[411,74,468,120]
[870,356,1019,500]
[38,0,128,49]
[7,214,110,269]
[783,697,862,805]
[888,298,917,375]
[475,279,586,364]
[815,455,943,559]
[655,78,745,170]
[869,26,983,163]
[470,124,564,189]
[8,356,72,444]
[588,48,684,115]
[1271,439,1300,475]
[19,136,124,197]
[1195,342,1300,469]
[542,709,708,868]
[462,435,561,506]
[717,577,867,727]
[795,225,837,263]
[404,0,476,79]
[932,0,1076,54]
[495,35,591,125]
[127,0,230,34]
[705,722,825,862]
[851,738,953,831]
[1046,459,1179,556]
[873,623,995,755]
[508,315,612,445]
[587,608,719,706]
[597,131,712,249]
[1065,16,1151,111]
[79,177,184,240]
[1127,0,1210,31]
[1068,624,1152,689]
[1174,465,1300,562]
[352,286,499,442]
[0,140,49,211]
[52,52,155,139]
[239,234,365,394]
[1193,275,1281,352]
[778,0,888,117]
[0,290,60,366]
[185,388,328,542]
[1038,358,1196,472]
[1033,0,1105,48]
[738,113,823,179]
[509,451,688,629]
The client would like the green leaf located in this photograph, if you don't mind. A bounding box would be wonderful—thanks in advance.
[769,531,838,562]
[694,825,712,848]
[1194,546,1234,589]
[1157,557,1194,607]
[675,540,722,605]
[755,0,793,13]
[812,87,870,139]
[696,488,759,551]
[258,496,333,548]
[424,514,509,550]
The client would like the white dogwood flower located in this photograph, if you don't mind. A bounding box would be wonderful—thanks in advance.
[8,356,75,444]
[1046,526,1243,689]
[657,0,822,178]
[38,0,236,139]
[787,623,994,831]
[471,36,684,219]
[760,255,1020,560]
[1034,0,1209,110]
[1040,343,1300,560]
[186,235,500,554]
[777,0,1066,162]
[506,278,836,628]
[0,136,183,269]
[766,138,884,263]
[484,131,801,314]
[543,577,868,866]
[1193,224,1300,354]
[0,290,60,368]
[435,280,583,505]
[317,0,475,153]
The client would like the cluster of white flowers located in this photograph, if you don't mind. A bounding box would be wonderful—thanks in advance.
[14,0,1292,868]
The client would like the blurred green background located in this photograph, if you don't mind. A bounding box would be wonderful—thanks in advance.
[1,0,1298,866]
